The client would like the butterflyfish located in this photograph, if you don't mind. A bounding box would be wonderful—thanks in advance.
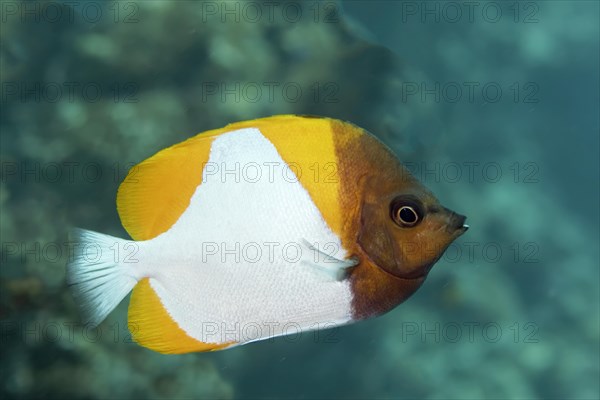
[67,115,468,353]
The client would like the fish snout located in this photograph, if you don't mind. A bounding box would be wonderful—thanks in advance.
[444,208,468,234]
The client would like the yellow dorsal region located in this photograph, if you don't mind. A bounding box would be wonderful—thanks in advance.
[116,131,219,241]
[128,279,233,354]
[117,114,355,241]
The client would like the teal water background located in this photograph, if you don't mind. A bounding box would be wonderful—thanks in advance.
[1,1,599,398]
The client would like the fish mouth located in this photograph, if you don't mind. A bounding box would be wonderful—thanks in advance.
[445,210,468,235]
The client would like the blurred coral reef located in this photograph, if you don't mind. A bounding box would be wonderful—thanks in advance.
[1,1,598,399]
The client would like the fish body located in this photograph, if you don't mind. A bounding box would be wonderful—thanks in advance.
[68,115,467,353]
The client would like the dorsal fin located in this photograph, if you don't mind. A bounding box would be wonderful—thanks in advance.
[116,114,359,241]
[116,131,218,240]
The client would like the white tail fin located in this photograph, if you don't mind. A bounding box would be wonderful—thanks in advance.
[67,229,140,327]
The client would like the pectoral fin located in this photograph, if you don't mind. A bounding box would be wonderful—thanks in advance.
[300,239,358,281]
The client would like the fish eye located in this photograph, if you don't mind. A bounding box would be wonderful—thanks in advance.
[390,196,423,228]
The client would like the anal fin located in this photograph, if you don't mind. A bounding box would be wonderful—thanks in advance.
[128,278,234,354]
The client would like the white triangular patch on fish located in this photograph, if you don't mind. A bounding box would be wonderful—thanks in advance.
[135,128,355,344]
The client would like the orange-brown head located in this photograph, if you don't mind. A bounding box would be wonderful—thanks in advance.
[329,118,468,319]
[349,166,468,319]
[358,170,468,280]
[336,128,468,319]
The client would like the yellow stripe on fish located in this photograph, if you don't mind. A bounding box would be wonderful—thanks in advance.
[67,115,468,354]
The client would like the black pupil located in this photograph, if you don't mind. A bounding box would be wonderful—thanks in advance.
[399,207,417,224]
